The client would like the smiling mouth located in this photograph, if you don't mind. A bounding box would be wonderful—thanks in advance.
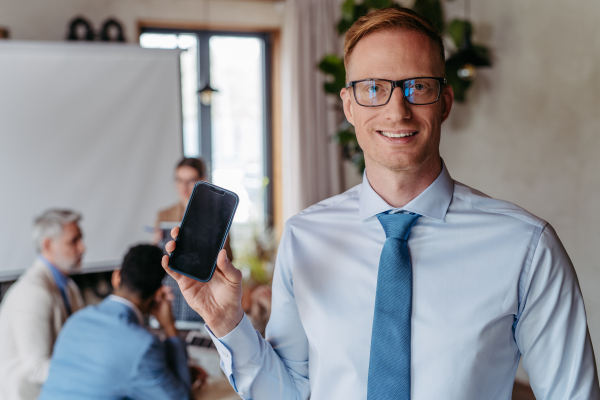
[378,130,418,138]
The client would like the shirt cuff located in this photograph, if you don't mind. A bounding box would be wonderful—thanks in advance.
[205,314,260,373]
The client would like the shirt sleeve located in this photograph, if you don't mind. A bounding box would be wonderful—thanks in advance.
[128,335,190,400]
[164,336,192,388]
[205,224,311,399]
[515,224,600,399]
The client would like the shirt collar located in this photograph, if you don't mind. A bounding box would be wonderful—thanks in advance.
[359,161,454,222]
[108,294,145,325]
[39,256,69,292]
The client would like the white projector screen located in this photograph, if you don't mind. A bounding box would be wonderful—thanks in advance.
[0,41,182,281]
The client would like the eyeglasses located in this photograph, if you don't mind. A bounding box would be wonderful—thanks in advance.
[175,178,199,187]
[345,77,446,107]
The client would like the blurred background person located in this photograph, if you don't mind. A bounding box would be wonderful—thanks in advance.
[155,157,233,261]
[157,157,274,336]
[0,209,85,400]
[39,244,206,400]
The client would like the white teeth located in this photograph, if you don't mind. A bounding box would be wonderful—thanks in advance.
[379,131,416,138]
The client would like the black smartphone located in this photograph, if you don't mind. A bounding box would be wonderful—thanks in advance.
[168,182,238,282]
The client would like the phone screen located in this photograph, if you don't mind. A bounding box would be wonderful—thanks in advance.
[169,182,238,282]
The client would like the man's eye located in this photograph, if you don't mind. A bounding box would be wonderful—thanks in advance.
[414,83,425,90]
[368,85,380,93]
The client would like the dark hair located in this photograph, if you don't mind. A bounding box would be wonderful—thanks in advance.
[120,244,165,300]
[344,7,445,78]
[176,157,207,179]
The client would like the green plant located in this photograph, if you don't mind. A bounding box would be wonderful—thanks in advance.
[236,226,278,286]
[318,0,492,174]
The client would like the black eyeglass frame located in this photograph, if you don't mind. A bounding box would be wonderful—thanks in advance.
[345,77,447,107]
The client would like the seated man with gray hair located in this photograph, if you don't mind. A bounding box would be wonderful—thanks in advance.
[0,209,86,400]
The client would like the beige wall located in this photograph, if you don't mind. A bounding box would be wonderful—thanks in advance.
[439,0,600,365]
[0,0,283,42]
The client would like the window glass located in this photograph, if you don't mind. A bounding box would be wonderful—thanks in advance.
[209,36,265,246]
[140,31,269,258]
[140,32,199,157]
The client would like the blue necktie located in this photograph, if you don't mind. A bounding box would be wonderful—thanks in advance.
[59,288,72,316]
[367,212,421,399]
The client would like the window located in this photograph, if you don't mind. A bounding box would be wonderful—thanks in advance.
[140,29,273,257]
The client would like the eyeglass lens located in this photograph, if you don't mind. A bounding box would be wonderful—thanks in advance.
[175,178,199,186]
[354,78,441,106]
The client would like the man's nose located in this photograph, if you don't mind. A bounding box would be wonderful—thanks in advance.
[79,241,86,254]
[384,87,412,120]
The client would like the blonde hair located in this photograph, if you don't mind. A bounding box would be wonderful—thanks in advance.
[343,7,445,79]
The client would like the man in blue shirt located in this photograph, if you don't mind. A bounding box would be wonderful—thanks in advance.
[40,244,199,400]
[161,7,599,400]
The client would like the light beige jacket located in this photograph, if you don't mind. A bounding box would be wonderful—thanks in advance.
[0,259,84,400]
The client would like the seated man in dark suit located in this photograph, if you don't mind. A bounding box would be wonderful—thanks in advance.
[39,244,201,400]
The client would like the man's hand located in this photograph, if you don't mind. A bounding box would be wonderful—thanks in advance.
[161,227,244,338]
[151,286,177,338]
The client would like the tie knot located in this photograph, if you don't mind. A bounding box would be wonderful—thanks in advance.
[377,212,420,240]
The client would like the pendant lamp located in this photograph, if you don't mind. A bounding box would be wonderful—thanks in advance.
[446,0,491,81]
[198,83,218,106]
[197,0,218,106]
[447,23,491,81]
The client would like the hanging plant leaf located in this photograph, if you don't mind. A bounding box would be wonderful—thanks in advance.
[445,58,472,102]
[473,44,492,65]
[448,19,472,48]
[341,0,355,21]
[354,3,370,21]
[338,1,370,34]
[413,0,444,33]
[352,152,366,174]
[333,123,365,174]
[334,129,357,146]
[324,82,342,94]
[318,54,347,95]
[365,0,395,9]
[337,19,354,34]
[318,54,344,76]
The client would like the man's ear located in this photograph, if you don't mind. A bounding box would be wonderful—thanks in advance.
[340,88,355,126]
[111,269,121,290]
[440,84,454,123]
[41,237,53,254]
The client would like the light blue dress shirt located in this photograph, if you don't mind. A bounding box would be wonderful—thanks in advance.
[39,296,191,400]
[207,164,599,400]
[39,256,71,315]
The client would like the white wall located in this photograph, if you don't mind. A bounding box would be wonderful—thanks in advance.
[0,0,284,42]
[438,0,600,363]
